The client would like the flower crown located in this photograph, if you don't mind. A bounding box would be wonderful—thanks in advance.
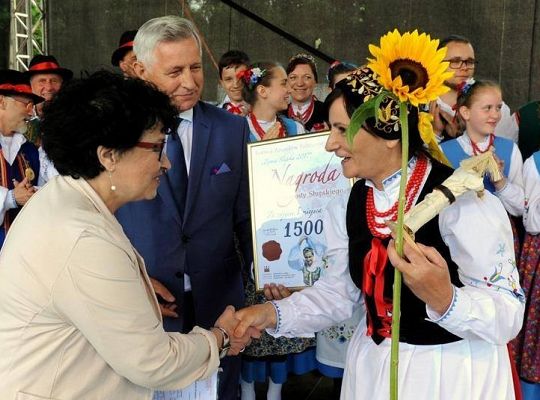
[237,67,267,90]
[289,53,316,64]
[456,78,476,98]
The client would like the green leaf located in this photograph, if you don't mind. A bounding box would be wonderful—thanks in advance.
[345,97,377,144]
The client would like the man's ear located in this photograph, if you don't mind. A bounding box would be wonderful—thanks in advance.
[119,59,128,74]
[133,61,146,80]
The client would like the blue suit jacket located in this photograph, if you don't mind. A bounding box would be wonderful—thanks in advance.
[116,101,252,332]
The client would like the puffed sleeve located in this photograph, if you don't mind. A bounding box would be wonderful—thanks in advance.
[523,154,540,234]
[271,191,362,337]
[426,191,525,344]
[51,232,220,390]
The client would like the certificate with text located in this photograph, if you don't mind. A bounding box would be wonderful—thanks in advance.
[248,132,353,291]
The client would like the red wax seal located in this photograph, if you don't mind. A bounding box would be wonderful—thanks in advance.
[262,240,282,261]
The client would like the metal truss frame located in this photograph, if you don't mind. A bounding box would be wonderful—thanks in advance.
[9,0,47,71]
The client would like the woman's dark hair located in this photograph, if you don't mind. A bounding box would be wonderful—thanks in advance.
[327,61,357,89]
[41,70,177,179]
[324,86,425,156]
[242,61,283,106]
[286,54,318,83]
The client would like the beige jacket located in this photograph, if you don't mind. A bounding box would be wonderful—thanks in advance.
[0,176,220,400]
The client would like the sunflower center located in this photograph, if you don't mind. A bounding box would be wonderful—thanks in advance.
[389,59,428,91]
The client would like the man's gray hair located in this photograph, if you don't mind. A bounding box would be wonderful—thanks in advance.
[134,16,202,69]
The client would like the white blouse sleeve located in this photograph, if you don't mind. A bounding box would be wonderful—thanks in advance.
[426,191,525,344]
[495,143,525,217]
[523,154,540,234]
[271,191,362,337]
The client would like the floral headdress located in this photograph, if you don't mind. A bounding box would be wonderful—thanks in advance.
[288,53,316,64]
[338,66,450,166]
[456,77,476,98]
[236,66,267,91]
[345,29,453,399]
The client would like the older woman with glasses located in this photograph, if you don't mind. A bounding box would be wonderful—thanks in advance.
[0,71,253,400]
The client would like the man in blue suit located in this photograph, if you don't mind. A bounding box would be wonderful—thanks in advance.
[116,16,252,400]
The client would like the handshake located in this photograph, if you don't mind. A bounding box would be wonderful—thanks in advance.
[211,284,292,356]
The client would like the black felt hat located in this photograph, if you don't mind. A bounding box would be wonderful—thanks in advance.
[25,55,73,81]
[0,69,45,103]
[111,30,138,66]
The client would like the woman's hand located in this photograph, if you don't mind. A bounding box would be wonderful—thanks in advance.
[263,283,292,300]
[213,306,261,356]
[264,122,282,140]
[491,153,507,191]
[234,303,277,338]
[387,239,453,315]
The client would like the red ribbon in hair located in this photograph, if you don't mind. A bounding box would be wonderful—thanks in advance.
[29,61,60,72]
[0,83,33,95]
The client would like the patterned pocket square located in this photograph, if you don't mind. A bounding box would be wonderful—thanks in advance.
[211,162,231,175]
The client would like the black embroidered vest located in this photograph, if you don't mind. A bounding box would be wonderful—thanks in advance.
[346,159,464,345]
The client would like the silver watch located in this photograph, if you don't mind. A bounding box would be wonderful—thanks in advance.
[214,326,231,359]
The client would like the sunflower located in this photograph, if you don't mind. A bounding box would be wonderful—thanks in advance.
[367,29,453,106]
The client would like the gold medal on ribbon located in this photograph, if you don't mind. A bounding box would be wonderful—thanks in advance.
[25,167,35,182]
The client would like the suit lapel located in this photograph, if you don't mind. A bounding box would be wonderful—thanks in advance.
[158,174,183,226]
[184,102,210,223]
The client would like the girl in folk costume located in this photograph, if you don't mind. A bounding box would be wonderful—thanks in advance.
[511,150,540,400]
[441,80,524,218]
[285,54,328,132]
[237,62,314,400]
[440,80,525,258]
[239,62,305,142]
[235,31,525,400]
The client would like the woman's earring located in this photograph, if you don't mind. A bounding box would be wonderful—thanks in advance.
[108,170,116,192]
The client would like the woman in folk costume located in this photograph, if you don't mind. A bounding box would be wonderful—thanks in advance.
[440,80,525,256]
[285,54,328,132]
[511,150,540,400]
[237,61,314,400]
[235,31,525,400]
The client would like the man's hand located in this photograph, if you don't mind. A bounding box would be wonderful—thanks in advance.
[439,109,461,138]
[12,177,36,206]
[214,306,261,356]
[150,277,178,318]
[387,239,453,315]
[234,303,277,338]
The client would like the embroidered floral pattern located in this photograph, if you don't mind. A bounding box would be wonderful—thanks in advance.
[319,323,356,342]
[510,234,540,382]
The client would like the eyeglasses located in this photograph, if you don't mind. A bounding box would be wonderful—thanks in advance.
[444,58,478,69]
[9,96,34,110]
[135,141,166,161]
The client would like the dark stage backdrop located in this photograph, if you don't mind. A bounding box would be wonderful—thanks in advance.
[10,0,540,110]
